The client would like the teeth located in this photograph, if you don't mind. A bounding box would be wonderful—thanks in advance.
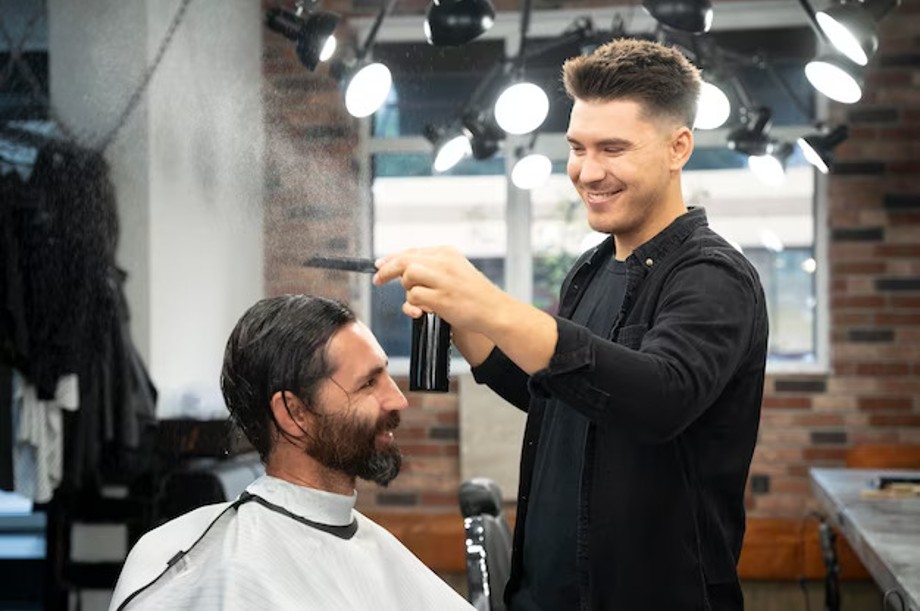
[586,190,619,200]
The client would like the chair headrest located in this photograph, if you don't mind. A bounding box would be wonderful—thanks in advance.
[459,477,504,518]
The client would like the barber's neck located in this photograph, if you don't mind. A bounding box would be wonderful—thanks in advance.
[613,186,687,261]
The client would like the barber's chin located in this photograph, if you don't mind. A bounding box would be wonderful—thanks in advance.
[587,215,617,235]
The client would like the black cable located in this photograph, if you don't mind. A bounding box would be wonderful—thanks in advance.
[517,0,533,62]
[96,0,195,153]
[795,0,830,45]
[358,0,399,61]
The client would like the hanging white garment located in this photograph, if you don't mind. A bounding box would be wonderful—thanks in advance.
[110,474,475,611]
[13,373,79,502]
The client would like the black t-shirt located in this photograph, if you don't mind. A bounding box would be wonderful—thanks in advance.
[510,257,627,611]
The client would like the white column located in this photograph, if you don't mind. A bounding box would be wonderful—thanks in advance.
[48,0,265,418]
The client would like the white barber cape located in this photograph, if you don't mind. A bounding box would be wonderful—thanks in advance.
[109,475,475,610]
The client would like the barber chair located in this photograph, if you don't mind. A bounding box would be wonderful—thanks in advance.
[155,452,264,524]
[459,478,513,611]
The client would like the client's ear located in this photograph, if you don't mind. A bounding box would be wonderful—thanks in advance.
[270,390,310,440]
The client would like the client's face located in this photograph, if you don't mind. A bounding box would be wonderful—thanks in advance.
[307,322,408,486]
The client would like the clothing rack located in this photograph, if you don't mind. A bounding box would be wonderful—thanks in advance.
[2,129,161,609]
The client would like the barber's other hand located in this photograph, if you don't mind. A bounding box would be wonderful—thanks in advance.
[373,246,508,333]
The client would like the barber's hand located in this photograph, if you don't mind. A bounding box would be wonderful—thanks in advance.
[373,246,508,333]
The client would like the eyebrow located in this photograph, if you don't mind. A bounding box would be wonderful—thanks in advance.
[566,135,634,149]
[356,364,387,387]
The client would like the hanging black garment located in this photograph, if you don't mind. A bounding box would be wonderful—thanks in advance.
[0,170,32,371]
[1,134,157,493]
[18,140,119,399]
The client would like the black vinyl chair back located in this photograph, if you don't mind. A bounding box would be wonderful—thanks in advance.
[459,478,512,611]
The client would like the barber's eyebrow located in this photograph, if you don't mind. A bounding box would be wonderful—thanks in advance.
[566,135,634,149]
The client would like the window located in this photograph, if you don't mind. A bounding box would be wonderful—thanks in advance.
[371,150,507,358]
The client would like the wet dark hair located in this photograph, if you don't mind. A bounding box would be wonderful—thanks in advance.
[563,38,701,129]
[220,295,355,462]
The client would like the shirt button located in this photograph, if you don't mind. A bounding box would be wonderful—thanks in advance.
[645,258,654,267]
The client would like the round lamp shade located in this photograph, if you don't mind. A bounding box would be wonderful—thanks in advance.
[642,0,714,34]
[424,0,496,47]
[345,62,392,118]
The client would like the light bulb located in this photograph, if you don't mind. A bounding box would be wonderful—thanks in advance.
[816,11,869,66]
[345,63,392,118]
[748,154,786,187]
[512,153,552,190]
[694,81,731,129]
[320,36,337,62]
[494,82,549,135]
[796,137,829,174]
[805,59,862,104]
[434,135,472,172]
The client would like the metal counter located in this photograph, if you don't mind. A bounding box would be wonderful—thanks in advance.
[810,468,920,611]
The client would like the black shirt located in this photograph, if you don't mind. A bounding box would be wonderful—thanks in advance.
[511,258,627,611]
[474,208,768,610]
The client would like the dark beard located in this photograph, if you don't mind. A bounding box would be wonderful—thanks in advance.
[306,410,402,487]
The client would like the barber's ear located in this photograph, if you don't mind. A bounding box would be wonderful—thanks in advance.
[670,126,694,171]
[270,390,310,439]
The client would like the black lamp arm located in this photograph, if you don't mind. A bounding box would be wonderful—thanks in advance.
[358,0,399,61]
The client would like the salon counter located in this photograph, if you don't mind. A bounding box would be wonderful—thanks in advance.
[810,468,920,611]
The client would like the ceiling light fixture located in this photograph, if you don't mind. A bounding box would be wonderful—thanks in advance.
[727,107,793,186]
[511,150,552,190]
[424,0,496,47]
[461,110,504,160]
[695,79,732,129]
[493,0,548,136]
[265,6,340,71]
[797,124,849,174]
[344,63,393,118]
[747,142,793,187]
[332,0,399,118]
[425,124,473,173]
[804,54,863,104]
[815,0,901,66]
[494,81,549,135]
[642,0,714,34]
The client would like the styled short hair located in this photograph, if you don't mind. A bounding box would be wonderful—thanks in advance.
[563,38,702,128]
[220,295,356,461]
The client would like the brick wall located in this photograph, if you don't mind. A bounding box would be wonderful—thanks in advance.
[262,1,920,518]
[262,2,361,303]
[747,4,920,518]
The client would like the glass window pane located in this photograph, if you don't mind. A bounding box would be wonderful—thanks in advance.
[372,40,505,138]
[530,158,817,363]
[371,153,507,357]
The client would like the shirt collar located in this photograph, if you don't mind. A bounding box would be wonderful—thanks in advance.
[245,474,357,526]
[585,206,708,267]
[631,206,708,266]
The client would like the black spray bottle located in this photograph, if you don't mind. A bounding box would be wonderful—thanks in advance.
[409,312,450,392]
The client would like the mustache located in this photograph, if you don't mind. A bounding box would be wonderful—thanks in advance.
[375,411,401,435]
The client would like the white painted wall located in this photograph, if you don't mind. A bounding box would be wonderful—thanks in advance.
[146,0,265,418]
[48,0,265,419]
[49,0,153,360]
